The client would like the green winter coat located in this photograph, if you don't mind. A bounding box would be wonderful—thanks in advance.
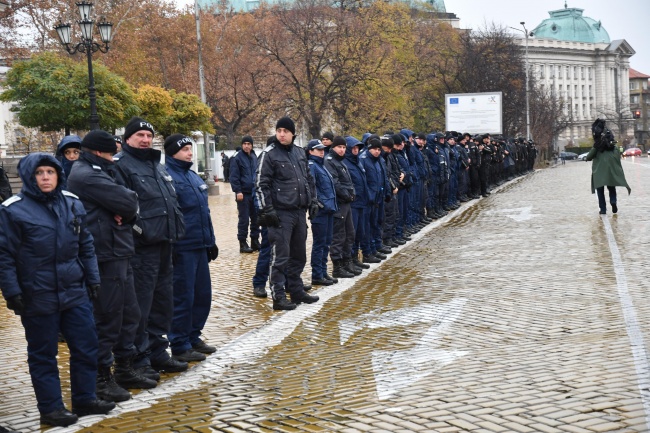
[585,147,631,194]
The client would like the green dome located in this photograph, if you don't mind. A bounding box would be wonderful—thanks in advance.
[531,7,610,44]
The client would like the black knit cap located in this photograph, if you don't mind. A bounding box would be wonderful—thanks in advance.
[164,134,194,156]
[332,135,347,148]
[123,116,155,142]
[322,131,334,141]
[275,116,295,135]
[241,135,254,145]
[367,138,382,149]
[81,130,118,153]
[391,134,404,146]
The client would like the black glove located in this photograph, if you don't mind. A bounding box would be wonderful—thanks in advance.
[258,207,280,227]
[308,201,322,220]
[87,284,100,300]
[384,195,392,203]
[6,294,24,315]
[207,244,219,262]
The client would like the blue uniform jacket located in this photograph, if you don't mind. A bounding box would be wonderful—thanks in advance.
[229,149,258,195]
[0,153,100,316]
[308,155,338,214]
[395,149,412,189]
[359,151,385,206]
[165,157,215,252]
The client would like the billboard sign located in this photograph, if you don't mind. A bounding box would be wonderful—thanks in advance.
[445,92,502,134]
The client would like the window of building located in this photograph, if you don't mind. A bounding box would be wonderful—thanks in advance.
[631,95,639,104]
[581,67,585,79]
[565,66,570,79]
[539,65,545,79]
[588,67,592,79]
[630,81,638,90]
[644,81,648,90]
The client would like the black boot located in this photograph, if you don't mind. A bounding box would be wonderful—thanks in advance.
[345,258,362,275]
[250,238,260,251]
[40,408,78,427]
[72,399,115,417]
[291,291,320,305]
[363,254,381,264]
[324,273,338,284]
[239,240,253,253]
[351,257,369,270]
[114,357,158,389]
[273,294,297,311]
[96,365,131,402]
[332,259,354,278]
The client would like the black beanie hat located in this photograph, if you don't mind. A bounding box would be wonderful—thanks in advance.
[391,134,403,146]
[164,134,194,156]
[241,135,254,145]
[123,117,155,142]
[332,136,347,148]
[275,116,296,135]
[81,130,118,153]
[367,138,382,149]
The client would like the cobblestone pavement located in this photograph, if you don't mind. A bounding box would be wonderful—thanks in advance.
[2,158,650,433]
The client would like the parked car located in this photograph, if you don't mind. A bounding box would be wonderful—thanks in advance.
[578,152,589,161]
[622,147,642,157]
[559,151,578,160]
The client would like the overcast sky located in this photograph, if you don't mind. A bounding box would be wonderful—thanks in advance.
[174,0,650,75]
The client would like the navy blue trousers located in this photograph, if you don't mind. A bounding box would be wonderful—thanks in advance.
[330,203,354,260]
[596,186,617,212]
[132,242,174,367]
[448,170,458,205]
[310,213,334,279]
[252,227,271,288]
[21,302,98,413]
[236,194,260,242]
[169,248,212,355]
[94,259,140,367]
[396,189,408,236]
[351,206,369,256]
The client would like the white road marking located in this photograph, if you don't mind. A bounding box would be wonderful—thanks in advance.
[371,298,468,400]
[601,215,650,431]
[338,298,466,345]
[486,206,540,221]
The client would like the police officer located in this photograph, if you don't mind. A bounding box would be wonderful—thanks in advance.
[164,134,219,364]
[380,137,402,247]
[114,117,187,376]
[230,136,260,253]
[360,136,390,259]
[255,117,319,311]
[307,139,338,286]
[0,153,114,427]
[68,130,155,403]
[392,134,412,242]
[325,136,357,279]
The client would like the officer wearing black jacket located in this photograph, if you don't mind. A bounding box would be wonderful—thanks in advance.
[325,136,357,278]
[255,117,319,311]
[68,130,156,403]
[478,134,493,196]
[114,117,187,376]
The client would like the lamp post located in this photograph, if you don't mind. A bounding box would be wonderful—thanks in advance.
[510,22,531,140]
[54,1,113,131]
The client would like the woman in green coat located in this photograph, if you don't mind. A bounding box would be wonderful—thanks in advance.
[585,119,630,214]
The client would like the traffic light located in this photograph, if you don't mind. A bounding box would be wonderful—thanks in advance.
[633,110,641,119]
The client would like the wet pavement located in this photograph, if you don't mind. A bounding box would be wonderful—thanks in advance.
[2,157,650,433]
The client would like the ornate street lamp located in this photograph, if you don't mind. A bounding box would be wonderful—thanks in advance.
[510,22,532,140]
[54,1,113,130]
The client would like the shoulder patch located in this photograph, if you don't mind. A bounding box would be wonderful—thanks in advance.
[2,195,22,207]
[62,190,79,199]
[326,155,333,160]
[308,160,314,165]
[263,143,276,152]
[92,164,102,171]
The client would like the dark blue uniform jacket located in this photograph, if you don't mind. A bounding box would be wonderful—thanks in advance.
[229,149,258,195]
[165,156,215,252]
[308,155,338,214]
[0,153,100,316]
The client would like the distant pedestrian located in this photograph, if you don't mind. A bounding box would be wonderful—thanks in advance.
[55,135,82,182]
[221,152,230,182]
[0,153,115,427]
[586,119,630,214]
[230,136,260,253]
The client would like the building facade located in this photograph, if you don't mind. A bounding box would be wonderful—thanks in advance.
[629,68,649,147]
[513,6,635,147]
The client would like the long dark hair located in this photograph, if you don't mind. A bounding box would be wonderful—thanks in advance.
[591,118,617,152]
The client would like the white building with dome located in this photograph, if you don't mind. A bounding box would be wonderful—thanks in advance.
[513,5,635,146]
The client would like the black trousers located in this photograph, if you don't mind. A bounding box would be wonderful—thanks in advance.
[267,209,307,300]
[330,202,354,260]
[94,259,140,367]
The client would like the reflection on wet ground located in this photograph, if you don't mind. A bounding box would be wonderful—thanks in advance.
[3,160,650,432]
